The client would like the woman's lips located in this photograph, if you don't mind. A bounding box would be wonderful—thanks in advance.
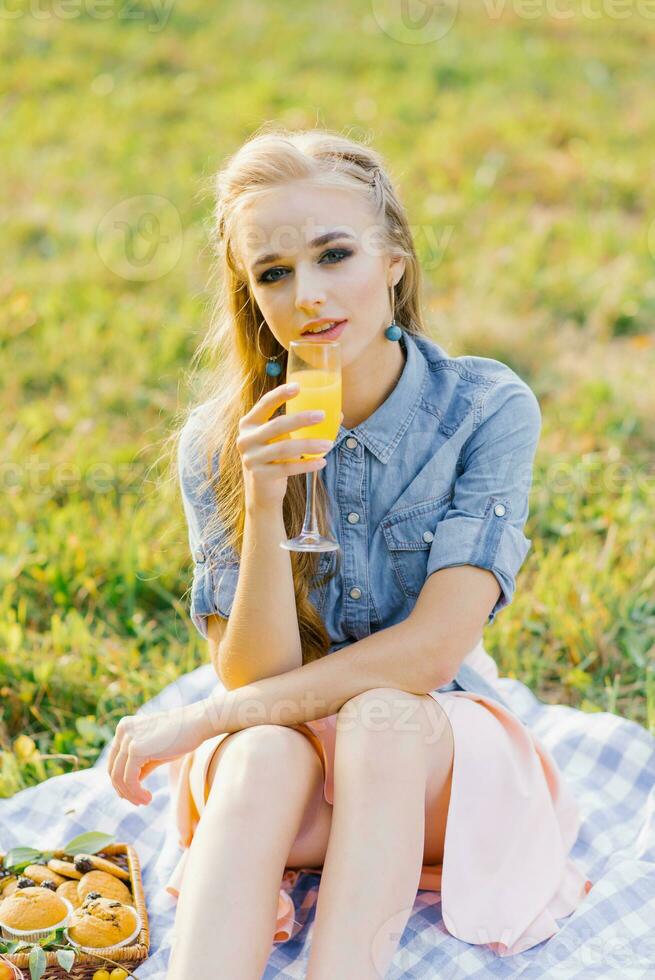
[300,320,347,341]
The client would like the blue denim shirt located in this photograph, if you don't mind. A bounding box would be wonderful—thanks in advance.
[178,328,541,709]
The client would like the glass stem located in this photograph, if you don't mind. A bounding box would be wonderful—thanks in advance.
[301,469,320,540]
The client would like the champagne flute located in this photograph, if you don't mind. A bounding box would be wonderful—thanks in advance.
[280,339,341,552]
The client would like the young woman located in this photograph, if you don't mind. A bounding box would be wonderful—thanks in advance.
[107,128,592,979]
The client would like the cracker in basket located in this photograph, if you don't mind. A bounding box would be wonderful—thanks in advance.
[48,858,83,880]
[56,879,82,909]
[0,874,17,896]
[73,852,130,882]
[22,864,67,888]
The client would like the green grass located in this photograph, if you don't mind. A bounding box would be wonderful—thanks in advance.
[1,0,654,795]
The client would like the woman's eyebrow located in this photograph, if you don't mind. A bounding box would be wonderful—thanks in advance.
[252,230,356,270]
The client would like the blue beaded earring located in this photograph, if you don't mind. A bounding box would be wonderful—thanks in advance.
[257,319,284,377]
[385,282,402,342]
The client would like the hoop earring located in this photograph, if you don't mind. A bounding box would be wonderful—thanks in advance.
[257,319,285,377]
[385,283,402,342]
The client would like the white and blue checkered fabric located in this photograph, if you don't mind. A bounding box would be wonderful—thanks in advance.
[1,664,653,978]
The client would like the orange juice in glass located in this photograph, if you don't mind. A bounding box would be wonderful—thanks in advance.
[280,339,342,552]
[285,366,341,459]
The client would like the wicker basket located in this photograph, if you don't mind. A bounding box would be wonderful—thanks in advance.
[0,843,149,979]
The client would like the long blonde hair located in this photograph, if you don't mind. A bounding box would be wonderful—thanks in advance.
[169,124,433,665]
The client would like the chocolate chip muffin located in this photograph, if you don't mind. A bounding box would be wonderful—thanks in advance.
[66,895,139,950]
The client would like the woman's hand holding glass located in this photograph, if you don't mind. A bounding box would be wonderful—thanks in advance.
[237,383,340,511]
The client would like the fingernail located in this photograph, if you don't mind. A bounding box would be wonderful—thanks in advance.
[309,410,325,420]
[287,383,299,391]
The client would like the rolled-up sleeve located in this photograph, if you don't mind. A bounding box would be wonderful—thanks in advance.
[426,378,542,624]
[177,409,240,639]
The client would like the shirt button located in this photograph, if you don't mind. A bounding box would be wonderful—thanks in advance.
[347,512,360,524]
[422,530,434,543]
[194,548,206,562]
[349,587,362,600]
[494,503,506,517]
[345,437,358,449]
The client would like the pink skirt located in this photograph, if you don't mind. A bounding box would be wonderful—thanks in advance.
[165,688,592,957]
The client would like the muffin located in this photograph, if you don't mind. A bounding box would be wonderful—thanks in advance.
[78,870,132,906]
[66,895,140,951]
[56,879,82,909]
[0,886,71,941]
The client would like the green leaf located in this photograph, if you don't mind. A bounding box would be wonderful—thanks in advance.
[56,948,76,971]
[38,931,57,946]
[62,831,116,855]
[3,846,43,870]
[29,944,46,980]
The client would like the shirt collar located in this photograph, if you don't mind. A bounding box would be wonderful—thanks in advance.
[334,328,429,464]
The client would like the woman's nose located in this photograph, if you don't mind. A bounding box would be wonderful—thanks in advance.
[294,267,326,311]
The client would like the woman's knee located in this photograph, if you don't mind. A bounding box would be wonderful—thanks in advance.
[334,688,451,769]
[205,724,320,802]
[336,688,442,737]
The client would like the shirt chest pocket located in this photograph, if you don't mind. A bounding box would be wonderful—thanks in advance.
[381,492,453,599]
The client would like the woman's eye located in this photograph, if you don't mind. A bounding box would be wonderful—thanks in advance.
[258,248,352,284]
[322,248,352,263]
[258,267,286,283]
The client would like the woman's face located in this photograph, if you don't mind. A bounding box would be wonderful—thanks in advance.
[235,180,405,366]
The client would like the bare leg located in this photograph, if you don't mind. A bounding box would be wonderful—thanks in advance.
[306,688,454,980]
[167,725,325,980]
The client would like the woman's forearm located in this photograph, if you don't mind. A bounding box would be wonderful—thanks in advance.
[216,502,303,689]
[106,618,443,806]
[203,617,439,737]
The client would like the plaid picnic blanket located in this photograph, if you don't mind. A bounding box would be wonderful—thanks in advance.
[1,663,653,979]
